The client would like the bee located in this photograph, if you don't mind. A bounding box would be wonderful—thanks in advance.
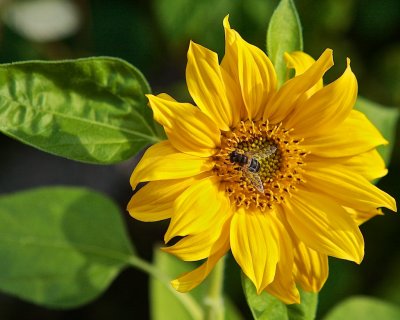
[229,145,277,193]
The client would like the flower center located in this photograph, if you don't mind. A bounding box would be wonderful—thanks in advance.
[213,120,307,211]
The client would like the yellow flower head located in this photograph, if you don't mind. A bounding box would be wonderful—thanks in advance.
[127,17,396,304]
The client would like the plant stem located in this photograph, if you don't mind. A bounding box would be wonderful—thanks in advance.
[205,256,226,320]
[126,255,204,320]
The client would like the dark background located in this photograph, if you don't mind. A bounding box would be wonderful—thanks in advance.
[0,0,399,319]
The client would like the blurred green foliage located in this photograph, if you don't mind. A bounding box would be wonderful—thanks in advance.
[0,187,134,308]
[0,0,399,319]
[324,296,400,320]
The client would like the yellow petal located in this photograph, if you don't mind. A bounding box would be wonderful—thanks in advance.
[265,211,300,304]
[345,206,384,226]
[287,59,357,136]
[230,208,279,293]
[308,149,387,182]
[171,218,231,292]
[163,207,231,261]
[222,16,276,120]
[147,94,220,157]
[221,16,252,121]
[186,41,234,131]
[285,51,317,75]
[221,18,247,121]
[164,176,230,242]
[220,67,242,126]
[303,110,388,158]
[127,175,204,222]
[304,164,396,212]
[285,189,364,263]
[163,199,232,262]
[265,49,334,124]
[163,228,223,262]
[284,51,323,98]
[293,241,329,292]
[130,141,214,189]
[221,16,237,80]
[341,150,387,181]
[265,273,300,305]
[221,16,238,78]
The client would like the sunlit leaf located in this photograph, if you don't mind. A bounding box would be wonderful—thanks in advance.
[151,249,242,320]
[287,290,318,320]
[0,57,162,164]
[323,296,400,320]
[0,187,134,308]
[355,96,399,166]
[267,0,303,85]
[242,273,318,320]
[151,248,196,320]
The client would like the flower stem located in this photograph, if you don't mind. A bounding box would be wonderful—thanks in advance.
[126,255,204,320]
[205,256,226,320]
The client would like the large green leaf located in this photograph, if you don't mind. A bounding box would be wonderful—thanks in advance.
[267,0,303,86]
[0,187,134,308]
[151,249,243,320]
[323,296,400,320]
[355,96,399,166]
[0,57,162,164]
[242,273,318,320]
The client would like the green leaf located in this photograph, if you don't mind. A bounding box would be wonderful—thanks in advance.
[0,187,134,308]
[151,249,243,320]
[242,273,318,320]
[0,57,162,164]
[355,96,399,166]
[154,0,238,53]
[267,0,303,85]
[151,248,198,320]
[323,296,400,320]
[287,290,318,320]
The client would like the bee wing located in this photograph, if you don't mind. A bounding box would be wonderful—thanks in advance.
[260,146,276,158]
[243,168,264,193]
[253,145,277,160]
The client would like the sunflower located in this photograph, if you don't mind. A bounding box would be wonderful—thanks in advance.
[127,17,396,304]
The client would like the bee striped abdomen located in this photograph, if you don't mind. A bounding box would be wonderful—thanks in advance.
[230,151,248,165]
[230,151,261,173]
[248,158,261,173]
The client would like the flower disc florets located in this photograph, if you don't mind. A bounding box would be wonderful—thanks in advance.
[214,120,307,211]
